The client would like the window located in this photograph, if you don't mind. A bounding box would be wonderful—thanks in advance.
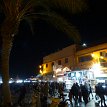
[100,51,107,57]
[78,55,93,62]
[51,62,54,66]
[46,64,48,68]
[58,60,61,65]
[100,52,103,56]
[99,58,106,62]
[100,62,107,67]
[65,58,68,63]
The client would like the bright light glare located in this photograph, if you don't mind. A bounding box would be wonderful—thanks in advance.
[0,80,2,84]
[31,81,36,83]
[82,43,87,47]
[53,75,55,78]
[40,70,42,74]
[16,80,23,83]
[102,85,106,88]
[57,77,63,82]
[63,67,70,72]
[97,79,105,83]
[24,80,30,83]
[65,80,72,84]
[56,68,62,73]
[9,80,14,83]
[91,63,103,77]
[0,80,14,84]
[92,63,100,71]
[39,65,42,68]
[76,72,80,78]
[38,80,41,82]
[100,56,104,59]
[91,53,95,57]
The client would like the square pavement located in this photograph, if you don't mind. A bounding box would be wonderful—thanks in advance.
[86,100,95,107]
[64,92,103,107]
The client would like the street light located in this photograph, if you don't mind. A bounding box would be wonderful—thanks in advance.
[40,69,43,74]
[82,43,87,47]
[39,65,43,75]
[39,65,42,69]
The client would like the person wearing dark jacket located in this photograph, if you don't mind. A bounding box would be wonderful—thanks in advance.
[81,85,89,105]
[95,83,106,107]
[88,84,93,100]
[71,83,79,105]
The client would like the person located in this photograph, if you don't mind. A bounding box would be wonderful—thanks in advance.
[88,84,93,100]
[71,83,79,105]
[95,83,106,106]
[78,84,82,103]
[69,87,73,106]
[81,84,89,105]
[58,83,64,99]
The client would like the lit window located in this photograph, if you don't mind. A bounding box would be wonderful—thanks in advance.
[100,52,103,56]
[78,55,93,62]
[100,51,107,57]
[99,58,106,62]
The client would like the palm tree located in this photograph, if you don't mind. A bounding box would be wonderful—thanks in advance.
[0,0,87,106]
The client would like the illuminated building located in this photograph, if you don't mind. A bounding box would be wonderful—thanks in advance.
[76,42,107,83]
[41,42,107,83]
[41,44,76,81]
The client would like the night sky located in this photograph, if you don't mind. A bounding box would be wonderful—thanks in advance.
[1,0,107,79]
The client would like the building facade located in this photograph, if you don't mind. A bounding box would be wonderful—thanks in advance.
[40,43,107,83]
[76,43,107,82]
[41,44,76,81]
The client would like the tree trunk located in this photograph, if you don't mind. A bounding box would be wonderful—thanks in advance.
[1,37,12,106]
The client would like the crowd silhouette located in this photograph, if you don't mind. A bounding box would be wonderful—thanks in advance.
[0,81,107,107]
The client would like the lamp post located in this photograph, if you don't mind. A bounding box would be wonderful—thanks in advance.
[39,65,43,75]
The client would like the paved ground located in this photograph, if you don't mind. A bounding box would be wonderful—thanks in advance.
[67,99,96,107]
[66,99,102,107]
[64,92,107,107]
[15,92,107,107]
[86,100,95,107]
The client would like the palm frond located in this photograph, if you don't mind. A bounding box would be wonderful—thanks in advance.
[45,12,81,43]
[1,0,87,43]
[24,17,38,36]
[43,0,88,14]
[17,0,38,20]
[0,0,9,15]
[31,11,81,43]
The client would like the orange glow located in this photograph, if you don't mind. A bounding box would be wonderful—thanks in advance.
[40,70,42,74]
[91,53,99,60]
[91,53,95,57]
[100,56,104,59]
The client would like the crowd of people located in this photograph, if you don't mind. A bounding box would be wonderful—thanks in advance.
[69,82,93,106]
[0,81,107,107]
[95,83,107,106]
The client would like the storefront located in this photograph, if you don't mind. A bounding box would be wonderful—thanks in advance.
[66,70,94,85]
[53,66,71,82]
